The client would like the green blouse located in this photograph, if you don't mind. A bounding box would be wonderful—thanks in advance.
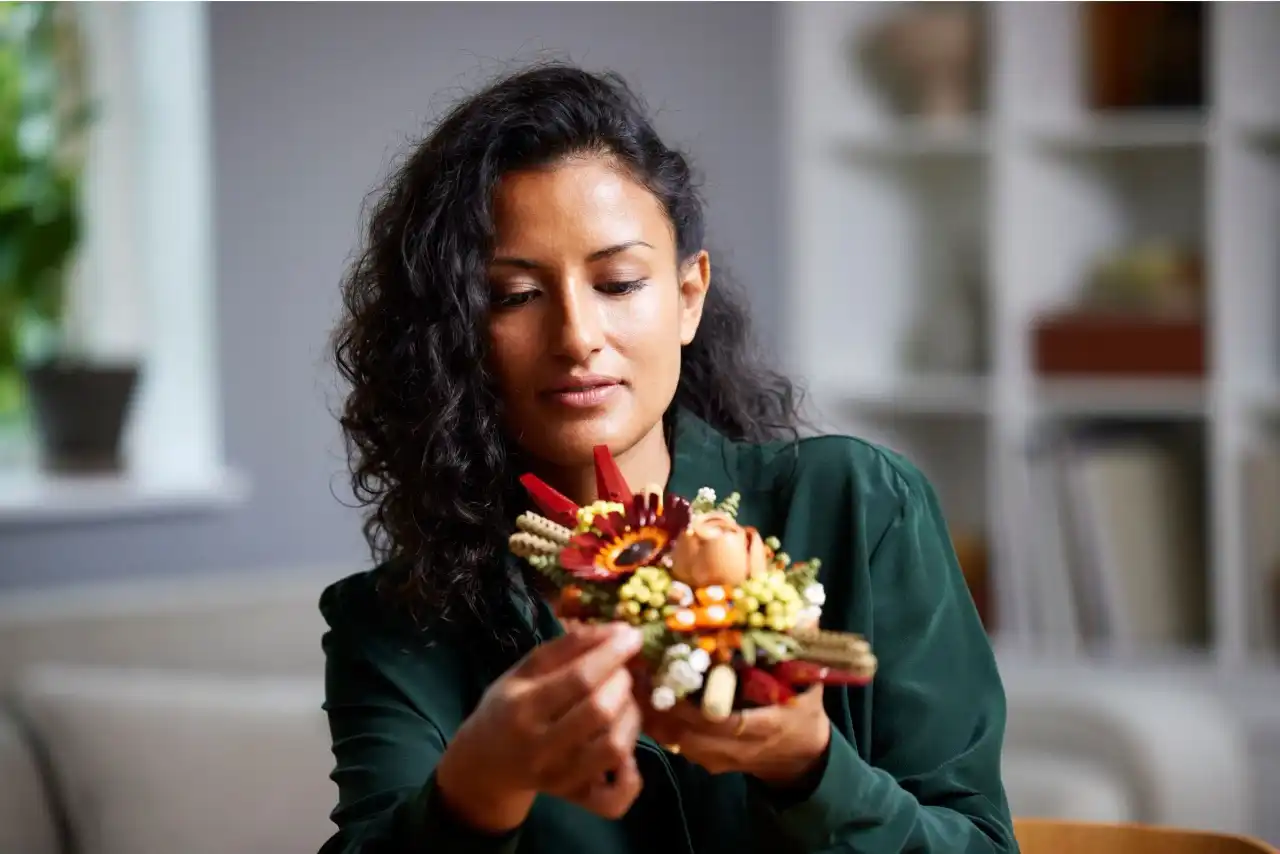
[318,411,1017,853]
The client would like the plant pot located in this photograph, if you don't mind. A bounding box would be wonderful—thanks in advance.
[23,361,140,475]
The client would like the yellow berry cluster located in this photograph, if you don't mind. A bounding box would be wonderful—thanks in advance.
[574,501,626,535]
[733,568,805,631]
[616,565,673,624]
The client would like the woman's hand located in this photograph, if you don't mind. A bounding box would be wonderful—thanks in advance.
[435,623,645,832]
[640,680,831,787]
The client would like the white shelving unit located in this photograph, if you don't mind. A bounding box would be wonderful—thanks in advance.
[782,3,1280,673]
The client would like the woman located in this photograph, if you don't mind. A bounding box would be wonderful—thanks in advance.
[323,63,1016,853]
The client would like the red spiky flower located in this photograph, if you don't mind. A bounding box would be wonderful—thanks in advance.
[559,491,692,581]
[520,444,692,583]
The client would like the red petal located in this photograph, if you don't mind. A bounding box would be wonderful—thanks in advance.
[570,564,624,582]
[742,666,796,706]
[593,445,632,503]
[558,547,597,572]
[593,511,624,539]
[773,659,873,687]
[519,474,579,528]
[663,495,691,532]
[632,494,652,528]
[567,530,605,550]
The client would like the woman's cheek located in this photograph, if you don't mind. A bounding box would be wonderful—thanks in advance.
[606,286,681,356]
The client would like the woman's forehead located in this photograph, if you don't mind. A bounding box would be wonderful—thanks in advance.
[491,158,671,255]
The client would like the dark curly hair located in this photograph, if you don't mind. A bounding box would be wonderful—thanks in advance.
[333,62,802,645]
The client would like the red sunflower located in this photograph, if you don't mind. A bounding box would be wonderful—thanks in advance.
[559,492,692,582]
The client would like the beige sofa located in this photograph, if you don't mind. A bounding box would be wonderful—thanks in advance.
[0,569,1262,854]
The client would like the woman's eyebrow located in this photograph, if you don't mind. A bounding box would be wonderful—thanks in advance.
[491,240,653,270]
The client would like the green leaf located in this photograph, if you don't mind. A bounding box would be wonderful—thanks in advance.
[748,630,801,664]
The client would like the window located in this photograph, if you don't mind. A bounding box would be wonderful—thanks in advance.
[0,2,245,522]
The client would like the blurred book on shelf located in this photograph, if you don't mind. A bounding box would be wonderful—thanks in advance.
[1244,444,1280,656]
[1009,428,1207,655]
[1085,2,1206,110]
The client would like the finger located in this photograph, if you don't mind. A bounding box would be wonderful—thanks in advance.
[647,697,784,744]
[570,754,643,820]
[543,668,633,756]
[528,625,643,718]
[515,623,622,677]
[556,699,642,795]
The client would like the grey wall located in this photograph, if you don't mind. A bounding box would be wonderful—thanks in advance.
[0,2,781,590]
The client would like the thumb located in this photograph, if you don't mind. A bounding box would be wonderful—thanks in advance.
[517,622,629,676]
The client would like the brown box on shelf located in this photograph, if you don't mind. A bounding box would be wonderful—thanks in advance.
[1032,312,1206,376]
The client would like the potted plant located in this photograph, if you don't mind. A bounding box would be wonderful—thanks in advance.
[0,2,137,475]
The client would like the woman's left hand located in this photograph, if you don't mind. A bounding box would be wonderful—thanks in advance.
[639,680,831,786]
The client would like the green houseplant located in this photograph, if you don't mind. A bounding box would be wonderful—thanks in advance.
[1,3,137,474]
[0,2,82,415]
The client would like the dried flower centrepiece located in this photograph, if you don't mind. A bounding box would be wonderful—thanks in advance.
[510,445,877,722]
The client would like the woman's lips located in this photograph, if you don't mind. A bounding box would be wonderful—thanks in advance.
[543,380,622,408]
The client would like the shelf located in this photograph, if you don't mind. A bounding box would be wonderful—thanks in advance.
[787,3,1280,686]
[1237,117,1280,152]
[825,376,993,418]
[1027,111,1209,153]
[1032,378,1207,419]
[0,467,251,525]
[1248,385,1280,418]
[838,120,991,161]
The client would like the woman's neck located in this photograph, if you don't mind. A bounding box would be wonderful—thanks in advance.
[535,420,672,507]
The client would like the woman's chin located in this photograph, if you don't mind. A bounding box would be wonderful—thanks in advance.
[528,414,644,467]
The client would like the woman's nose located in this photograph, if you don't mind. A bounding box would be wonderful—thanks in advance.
[552,282,604,362]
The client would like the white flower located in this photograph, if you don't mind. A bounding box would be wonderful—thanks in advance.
[668,581,694,607]
[665,643,692,662]
[687,648,711,674]
[651,685,676,711]
[803,583,826,607]
[696,487,716,505]
[799,606,822,627]
[665,659,702,692]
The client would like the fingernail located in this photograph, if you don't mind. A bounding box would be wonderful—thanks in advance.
[612,625,643,650]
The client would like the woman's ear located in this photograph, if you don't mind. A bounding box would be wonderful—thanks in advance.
[678,251,711,346]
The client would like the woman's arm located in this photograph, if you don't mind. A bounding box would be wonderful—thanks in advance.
[318,616,522,854]
[747,460,1018,853]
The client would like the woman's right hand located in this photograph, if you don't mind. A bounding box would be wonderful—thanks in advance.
[434,622,645,832]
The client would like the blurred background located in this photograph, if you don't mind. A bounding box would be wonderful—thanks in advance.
[1,2,1278,852]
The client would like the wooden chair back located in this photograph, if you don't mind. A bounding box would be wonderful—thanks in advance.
[1013,819,1279,854]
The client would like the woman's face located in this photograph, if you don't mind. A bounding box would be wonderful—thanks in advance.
[486,154,710,469]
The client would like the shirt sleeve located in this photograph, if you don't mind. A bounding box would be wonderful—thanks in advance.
[317,613,523,854]
[748,463,1018,853]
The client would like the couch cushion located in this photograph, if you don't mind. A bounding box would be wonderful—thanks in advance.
[1003,751,1135,823]
[0,569,339,685]
[0,705,61,854]
[14,665,335,854]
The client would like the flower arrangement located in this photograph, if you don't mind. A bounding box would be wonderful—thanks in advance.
[509,445,877,722]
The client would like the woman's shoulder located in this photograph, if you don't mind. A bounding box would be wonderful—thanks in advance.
[319,561,432,649]
[319,564,484,731]
[749,429,932,519]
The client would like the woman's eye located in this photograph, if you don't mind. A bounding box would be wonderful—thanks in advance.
[597,279,647,296]
[492,290,538,309]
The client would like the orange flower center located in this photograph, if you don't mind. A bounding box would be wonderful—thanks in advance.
[603,527,670,572]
